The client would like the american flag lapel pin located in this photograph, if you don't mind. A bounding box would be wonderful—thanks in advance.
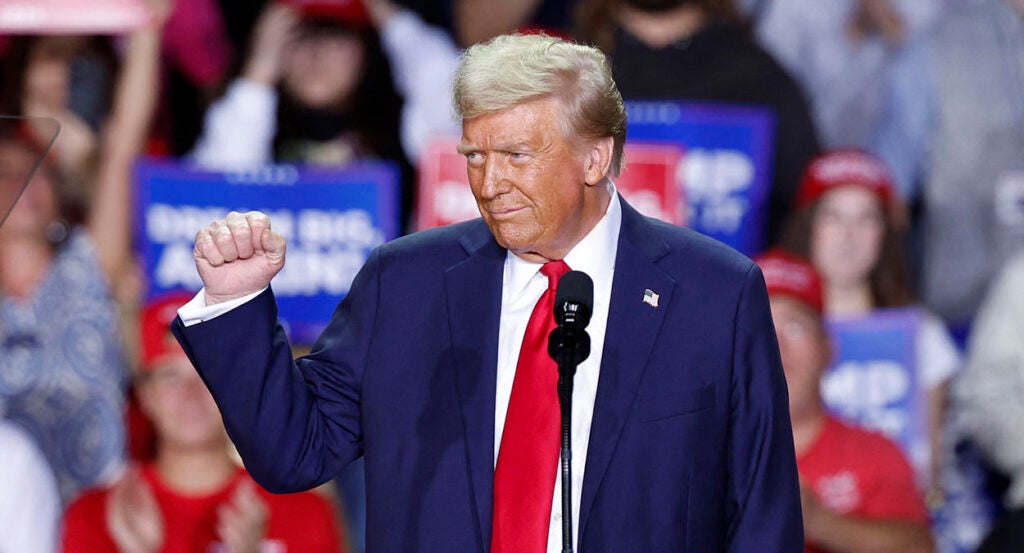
[642,288,660,308]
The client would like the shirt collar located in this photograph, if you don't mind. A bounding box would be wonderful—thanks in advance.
[504,182,622,302]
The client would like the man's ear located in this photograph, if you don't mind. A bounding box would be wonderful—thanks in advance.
[584,136,615,186]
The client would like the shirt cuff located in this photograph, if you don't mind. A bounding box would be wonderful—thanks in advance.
[177,287,267,327]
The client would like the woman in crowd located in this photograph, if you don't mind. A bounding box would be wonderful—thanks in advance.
[62,293,345,552]
[0,1,166,502]
[0,35,117,178]
[781,148,960,494]
[190,1,411,219]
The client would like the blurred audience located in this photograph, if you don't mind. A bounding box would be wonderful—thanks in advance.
[0,415,61,553]
[0,2,166,502]
[576,0,821,244]
[62,292,345,552]
[954,252,1024,513]
[453,0,574,46]
[363,0,460,166]
[756,0,944,158]
[0,35,117,177]
[781,149,959,489]
[2,0,1023,548]
[189,0,411,216]
[871,0,1024,324]
[975,507,1024,553]
[154,0,235,155]
[758,249,933,553]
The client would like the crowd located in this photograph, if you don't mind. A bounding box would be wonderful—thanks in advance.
[0,0,1021,551]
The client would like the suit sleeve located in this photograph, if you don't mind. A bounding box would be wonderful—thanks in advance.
[172,248,383,493]
[725,264,805,551]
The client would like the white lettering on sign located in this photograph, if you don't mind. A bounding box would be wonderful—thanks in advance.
[273,245,367,296]
[297,209,384,249]
[146,203,383,297]
[154,243,205,289]
[680,149,755,234]
[146,204,297,241]
[821,360,911,438]
[683,149,754,201]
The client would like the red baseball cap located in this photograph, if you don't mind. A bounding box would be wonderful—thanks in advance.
[755,249,824,315]
[280,0,370,27]
[139,291,195,370]
[794,149,895,210]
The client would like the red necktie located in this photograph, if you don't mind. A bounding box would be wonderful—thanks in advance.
[492,260,570,553]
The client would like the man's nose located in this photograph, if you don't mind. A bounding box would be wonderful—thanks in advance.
[479,156,509,200]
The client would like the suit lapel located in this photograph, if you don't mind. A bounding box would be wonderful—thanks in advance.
[444,222,505,552]
[578,201,676,540]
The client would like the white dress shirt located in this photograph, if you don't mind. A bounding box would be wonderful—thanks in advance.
[179,186,623,551]
[494,186,621,551]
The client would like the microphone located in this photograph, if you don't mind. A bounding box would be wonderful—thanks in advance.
[554,271,593,330]
[548,270,593,366]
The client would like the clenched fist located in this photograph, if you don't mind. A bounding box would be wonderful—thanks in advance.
[193,211,286,305]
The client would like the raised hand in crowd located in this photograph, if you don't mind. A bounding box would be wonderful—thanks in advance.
[89,0,170,285]
[242,3,302,87]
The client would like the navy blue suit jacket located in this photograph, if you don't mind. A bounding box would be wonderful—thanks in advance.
[174,200,803,552]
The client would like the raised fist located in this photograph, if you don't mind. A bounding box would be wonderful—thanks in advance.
[193,211,286,305]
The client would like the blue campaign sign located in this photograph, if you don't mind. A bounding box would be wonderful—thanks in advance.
[625,101,775,255]
[822,308,927,480]
[135,158,400,345]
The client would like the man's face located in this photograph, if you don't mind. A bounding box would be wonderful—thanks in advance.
[769,296,830,419]
[459,97,607,263]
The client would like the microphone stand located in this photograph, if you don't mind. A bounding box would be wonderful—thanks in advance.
[549,271,593,553]
[551,328,589,553]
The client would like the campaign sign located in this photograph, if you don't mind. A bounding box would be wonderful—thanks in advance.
[822,308,928,480]
[135,159,400,345]
[626,101,775,255]
[416,135,682,229]
[0,0,151,34]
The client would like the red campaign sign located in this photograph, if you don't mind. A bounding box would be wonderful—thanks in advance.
[416,136,684,230]
[615,143,684,225]
[0,0,151,34]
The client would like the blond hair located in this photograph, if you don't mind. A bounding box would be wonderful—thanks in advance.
[452,34,627,176]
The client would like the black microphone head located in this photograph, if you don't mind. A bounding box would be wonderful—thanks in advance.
[554,270,593,329]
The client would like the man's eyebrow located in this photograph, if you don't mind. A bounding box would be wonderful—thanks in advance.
[494,141,535,152]
[456,143,476,155]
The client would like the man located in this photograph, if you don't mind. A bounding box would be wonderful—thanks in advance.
[174,34,802,552]
[757,249,933,553]
[63,293,344,552]
[872,0,1024,323]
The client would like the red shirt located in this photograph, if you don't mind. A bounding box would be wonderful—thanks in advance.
[62,463,344,553]
[797,417,928,553]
